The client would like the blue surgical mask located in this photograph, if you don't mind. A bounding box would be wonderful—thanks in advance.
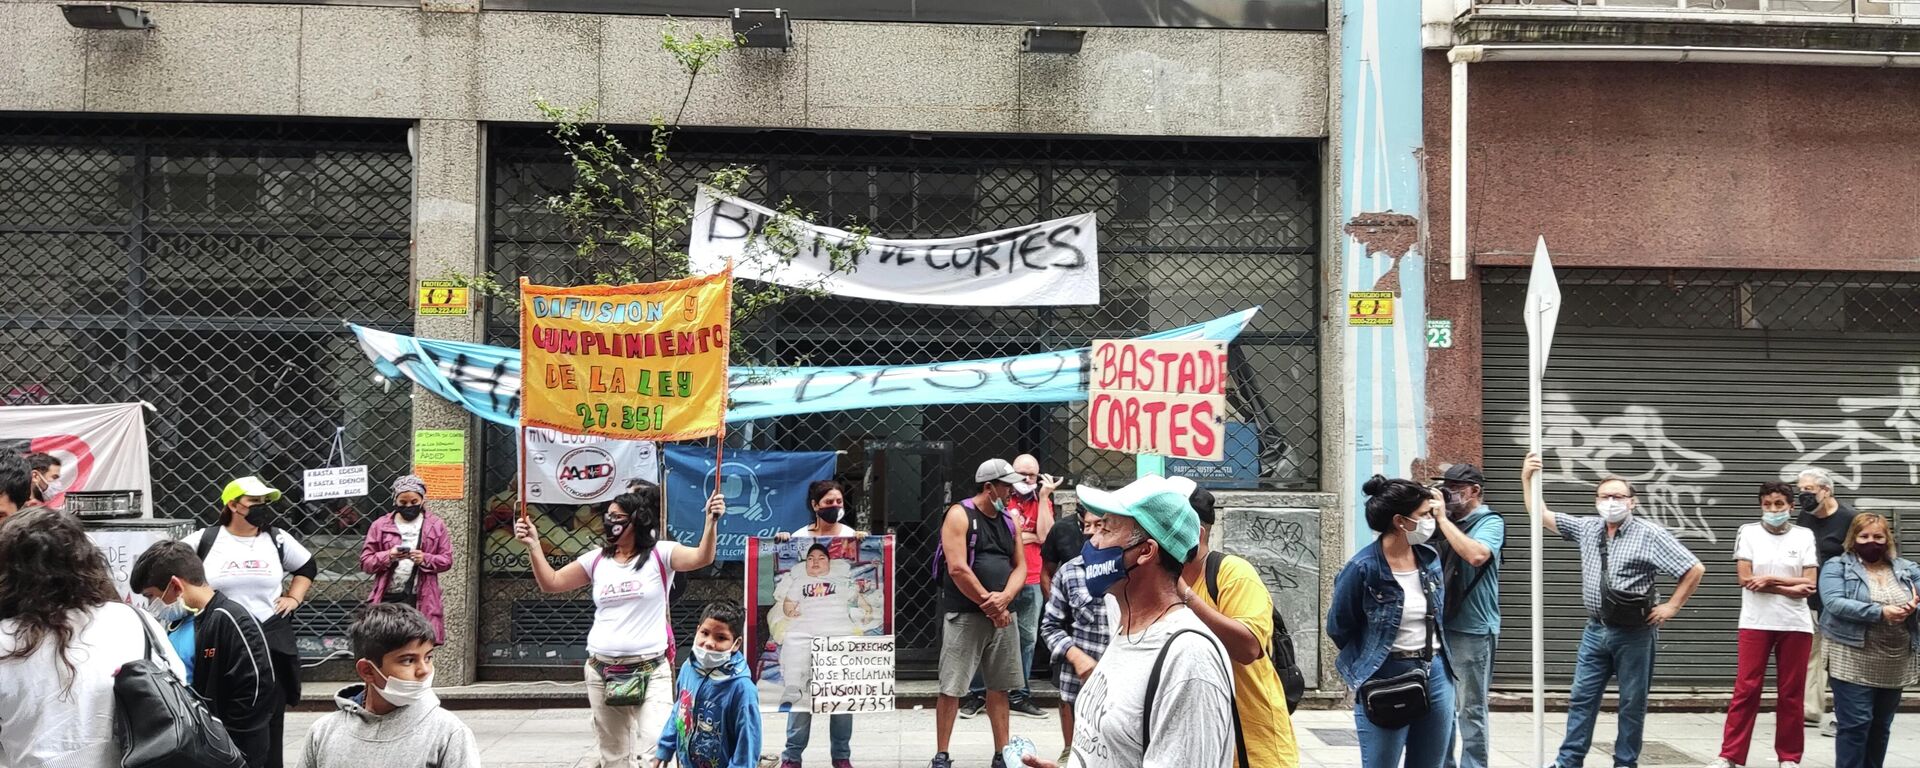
[1763,511,1792,529]
[693,645,733,671]
[1081,540,1139,600]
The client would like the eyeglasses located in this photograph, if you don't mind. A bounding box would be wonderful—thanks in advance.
[1596,493,1632,502]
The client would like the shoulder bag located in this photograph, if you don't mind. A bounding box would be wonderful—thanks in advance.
[1598,530,1653,627]
[113,604,250,768]
[1356,574,1436,730]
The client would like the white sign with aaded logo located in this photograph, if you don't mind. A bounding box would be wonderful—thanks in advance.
[524,427,658,505]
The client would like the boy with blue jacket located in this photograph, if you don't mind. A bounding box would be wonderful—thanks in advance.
[652,600,762,768]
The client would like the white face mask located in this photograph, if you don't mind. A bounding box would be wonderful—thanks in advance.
[693,645,733,670]
[1404,516,1436,546]
[1012,481,1038,496]
[1598,499,1632,524]
[373,669,433,707]
[146,592,192,625]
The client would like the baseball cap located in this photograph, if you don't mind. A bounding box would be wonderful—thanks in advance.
[1074,475,1202,563]
[221,476,282,506]
[1432,463,1485,486]
[974,458,1023,485]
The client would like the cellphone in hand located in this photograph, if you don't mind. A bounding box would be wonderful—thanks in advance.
[397,546,412,553]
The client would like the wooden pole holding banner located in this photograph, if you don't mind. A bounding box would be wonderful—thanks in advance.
[1523,236,1561,767]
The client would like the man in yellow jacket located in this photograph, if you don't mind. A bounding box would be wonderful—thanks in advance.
[1172,477,1301,768]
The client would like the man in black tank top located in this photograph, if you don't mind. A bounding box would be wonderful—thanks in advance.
[929,458,1028,768]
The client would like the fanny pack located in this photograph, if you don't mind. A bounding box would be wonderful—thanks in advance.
[596,656,664,707]
[1598,532,1652,628]
[1358,575,1437,729]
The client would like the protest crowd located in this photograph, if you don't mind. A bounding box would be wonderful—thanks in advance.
[0,441,1914,768]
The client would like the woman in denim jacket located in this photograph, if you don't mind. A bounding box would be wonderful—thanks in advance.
[1327,475,1455,768]
[1816,512,1920,768]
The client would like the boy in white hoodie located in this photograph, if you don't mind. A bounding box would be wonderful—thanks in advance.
[298,603,481,768]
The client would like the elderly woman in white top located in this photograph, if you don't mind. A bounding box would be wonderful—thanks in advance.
[0,507,188,768]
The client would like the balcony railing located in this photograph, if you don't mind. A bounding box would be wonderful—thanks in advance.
[1474,0,1920,24]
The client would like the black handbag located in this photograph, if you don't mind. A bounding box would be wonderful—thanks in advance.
[113,604,250,768]
[1598,533,1653,628]
[1358,576,1437,729]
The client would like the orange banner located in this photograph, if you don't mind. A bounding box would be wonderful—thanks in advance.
[519,274,732,441]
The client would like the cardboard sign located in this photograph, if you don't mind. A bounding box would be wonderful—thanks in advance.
[414,429,466,500]
[303,465,369,500]
[1348,291,1395,326]
[524,428,658,505]
[89,530,170,601]
[1087,339,1228,461]
[519,274,732,441]
[417,280,470,316]
[809,636,896,714]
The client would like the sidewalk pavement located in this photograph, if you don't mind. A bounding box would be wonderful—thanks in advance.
[280,705,1913,767]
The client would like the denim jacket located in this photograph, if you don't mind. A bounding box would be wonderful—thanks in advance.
[1327,539,1451,687]
[1817,553,1920,651]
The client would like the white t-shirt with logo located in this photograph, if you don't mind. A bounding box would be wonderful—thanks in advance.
[1734,522,1819,633]
[392,516,425,586]
[575,541,679,658]
[183,527,315,623]
[790,524,857,538]
[1071,606,1234,768]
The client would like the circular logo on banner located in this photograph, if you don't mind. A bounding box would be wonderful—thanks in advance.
[555,446,617,501]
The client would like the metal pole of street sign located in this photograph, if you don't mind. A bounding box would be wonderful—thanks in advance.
[1523,236,1562,766]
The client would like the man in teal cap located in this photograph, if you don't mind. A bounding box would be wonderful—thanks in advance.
[1020,475,1236,768]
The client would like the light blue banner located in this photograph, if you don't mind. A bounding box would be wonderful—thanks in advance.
[349,306,1258,426]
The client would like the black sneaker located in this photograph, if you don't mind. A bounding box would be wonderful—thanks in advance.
[1009,698,1047,719]
[928,753,953,768]
[957,697,984,719]
[990,754,1007,768]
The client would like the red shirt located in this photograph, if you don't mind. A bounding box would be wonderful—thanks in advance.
[1008,494,1045,586]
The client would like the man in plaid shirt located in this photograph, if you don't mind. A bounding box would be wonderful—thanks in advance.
[1039,507,1111,766]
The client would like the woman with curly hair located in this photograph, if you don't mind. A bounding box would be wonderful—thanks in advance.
[0,508,187,768]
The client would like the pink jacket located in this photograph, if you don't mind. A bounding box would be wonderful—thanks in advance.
[359,511,452,642]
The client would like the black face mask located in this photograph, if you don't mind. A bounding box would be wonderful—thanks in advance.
[395,504,424,521]
[816,506,844,524]
[243,504,275,528]
[1797,491,1820,513]
[604,515,630,544]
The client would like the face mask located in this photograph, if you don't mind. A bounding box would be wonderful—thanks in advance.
[1856,542,1889,564]
[991,495,1008,514]
[604,514,630,543]
[1012,481,1038,497]
[816,506,843,524]
[693,645,733,670]
[1797,491,1820,513]
[1403,516,1436,546]
[1080,540,1138,600]
[243,504,276,528]
[371,668,433,707]
[395,504,424,521]
[146,590,192,624]
[1762,511,1792,529]
[1597,500,1631,524]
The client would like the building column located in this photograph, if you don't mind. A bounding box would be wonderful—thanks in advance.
[410,118,486,685]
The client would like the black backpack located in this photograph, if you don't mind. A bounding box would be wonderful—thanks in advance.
[1204,551,1305,714]
[1439,511,1505,624]
[112,604,249,768]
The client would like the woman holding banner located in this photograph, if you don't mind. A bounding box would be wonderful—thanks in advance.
[771,538,877,768]
[516,481,724,768]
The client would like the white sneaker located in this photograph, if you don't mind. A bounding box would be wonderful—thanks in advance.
[1820,714,1838,738]
[1704,759,1736,768]
[1780,761,1800,768]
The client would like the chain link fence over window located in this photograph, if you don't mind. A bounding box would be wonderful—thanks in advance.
[0,116,415,661]
[477,126,1322,676]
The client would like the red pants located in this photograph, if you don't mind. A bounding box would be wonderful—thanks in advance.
[1720,628,1812,764]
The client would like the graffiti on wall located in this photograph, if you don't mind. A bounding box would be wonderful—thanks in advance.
[1510,368,1920,540]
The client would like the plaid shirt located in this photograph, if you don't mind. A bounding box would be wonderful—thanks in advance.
[1040,557,1112,702]
[1558,514,1701,619]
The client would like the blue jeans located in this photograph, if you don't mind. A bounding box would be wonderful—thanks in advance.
[1556,622,1657,768]
[1354,656,1456,768]
[783,711,852,761]
[1443,631,1496,768]
[967,583,1041,701]
[1831,678,1902,768]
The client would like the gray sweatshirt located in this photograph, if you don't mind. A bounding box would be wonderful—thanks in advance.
[297,685,482,768]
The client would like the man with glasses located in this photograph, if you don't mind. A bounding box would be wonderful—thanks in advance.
[1429,464,1503,768]
[1523,453,1706,768]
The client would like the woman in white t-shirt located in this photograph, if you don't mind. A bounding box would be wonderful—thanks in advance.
[183,475,314,768]
[516,480,723,768]
[0,507,188,768]
[1709,482,1820,768]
